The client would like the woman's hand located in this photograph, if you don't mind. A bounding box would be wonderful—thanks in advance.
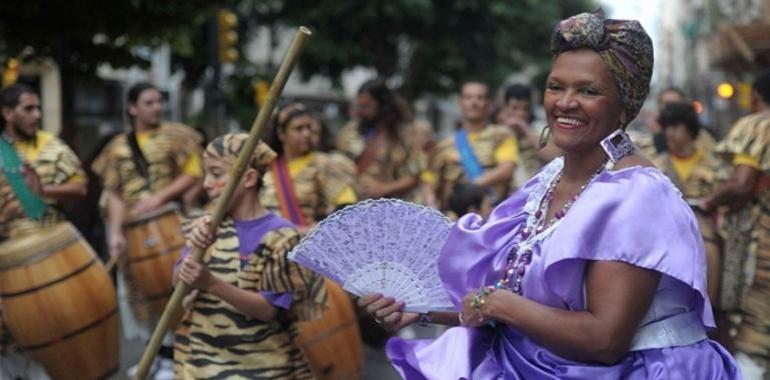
[188,215,217,250]
[460,290,489,327]
[178,256,216,291]
[358,293,419,332]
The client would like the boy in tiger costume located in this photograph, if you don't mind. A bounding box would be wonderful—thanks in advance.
[173,133,326,379]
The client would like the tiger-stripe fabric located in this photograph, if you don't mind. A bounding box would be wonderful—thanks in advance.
[91,122,202,208]
[430,125,514,208]
[336,121,424,203]
[174,219,325,379]
[261,152,356,224]
[716,110,770,365]
[0,131,84,240]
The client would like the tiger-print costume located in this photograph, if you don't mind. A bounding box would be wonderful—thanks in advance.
[91,122,202,208]
[91,122,202,323]
[429,125,515,208]
[0,131,85,241]
[260,152,357,224]
[336,121,424,203]
[652,148,728,305]
[174,217,326,379]
[513,130,542,187]
[715,110,770,365]
[0,130,84,357]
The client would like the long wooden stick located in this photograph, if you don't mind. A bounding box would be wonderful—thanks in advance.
[103,254,118,273]
[132,26,312,380]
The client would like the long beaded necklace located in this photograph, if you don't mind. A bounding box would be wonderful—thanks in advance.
[492,160,609,294]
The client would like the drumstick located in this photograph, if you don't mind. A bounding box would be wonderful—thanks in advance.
[133,26,312,380]
[103,255,119,273]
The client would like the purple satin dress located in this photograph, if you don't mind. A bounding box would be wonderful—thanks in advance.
[387,159,741,379]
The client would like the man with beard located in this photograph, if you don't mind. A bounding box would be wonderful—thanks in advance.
[0,84,86,379]
[0,84,86,241]
[92,82,202,379]
[425,81,519,210]
[336,78,423,202]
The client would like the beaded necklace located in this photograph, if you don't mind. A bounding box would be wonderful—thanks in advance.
[493,160,609,294]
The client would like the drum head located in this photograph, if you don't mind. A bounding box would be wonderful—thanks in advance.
[124,203,181,226]
[0,223,81,270]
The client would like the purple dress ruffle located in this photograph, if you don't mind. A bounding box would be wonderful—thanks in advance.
[387,160,741,379]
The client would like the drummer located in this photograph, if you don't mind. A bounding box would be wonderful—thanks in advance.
[91,82,203,377]
[0,84,86,378]
[173,133,326,378]
[0,84,87,241]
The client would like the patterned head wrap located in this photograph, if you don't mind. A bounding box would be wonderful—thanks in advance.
[204,133,276,171]
[550,10,653,124]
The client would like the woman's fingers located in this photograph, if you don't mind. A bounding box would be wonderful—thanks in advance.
[365,297,396,315]
[357,293,383,308]
[375,300,405,320]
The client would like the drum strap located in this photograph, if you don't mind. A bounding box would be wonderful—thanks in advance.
[0,135,47,220]
[272,157,309,226]
[126,131,150,180]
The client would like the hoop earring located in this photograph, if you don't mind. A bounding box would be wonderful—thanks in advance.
[538,125,551,150]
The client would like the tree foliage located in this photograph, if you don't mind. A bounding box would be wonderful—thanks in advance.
[264,0,596,98]
[0,1,217,73]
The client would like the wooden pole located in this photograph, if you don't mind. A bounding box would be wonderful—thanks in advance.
[132,26,312,380]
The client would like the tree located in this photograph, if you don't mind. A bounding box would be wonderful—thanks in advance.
[262,0,595,98]
[0,1,223,146]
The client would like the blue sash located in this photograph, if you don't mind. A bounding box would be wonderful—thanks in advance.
[454,129,484,180]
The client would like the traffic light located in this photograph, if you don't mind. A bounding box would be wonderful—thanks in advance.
[218,9,239,64]
[254,80,269,106]
[717,82,734,99]
[2,58,20,88]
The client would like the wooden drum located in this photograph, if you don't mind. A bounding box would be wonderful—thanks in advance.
[124,203,185,314]
[0,222,119,380]
[297,279,363,379]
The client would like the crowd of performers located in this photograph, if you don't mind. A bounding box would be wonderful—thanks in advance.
[1,16,770,380]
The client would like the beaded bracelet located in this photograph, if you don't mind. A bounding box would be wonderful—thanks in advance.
[471,286,497,310]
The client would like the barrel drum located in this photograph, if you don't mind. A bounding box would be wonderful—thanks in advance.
[0,223,119,380]
[297,279,364,380]
[123,203,185,314]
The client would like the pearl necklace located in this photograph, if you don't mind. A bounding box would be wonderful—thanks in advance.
[494,160,609,294]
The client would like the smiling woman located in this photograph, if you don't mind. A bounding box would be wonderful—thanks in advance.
[358,9,741,379]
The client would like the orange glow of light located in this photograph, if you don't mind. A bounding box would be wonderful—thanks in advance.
[692,100,703,113]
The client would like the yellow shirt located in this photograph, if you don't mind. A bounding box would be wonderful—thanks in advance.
[421,133,519,185]
[671,149,703,183]
[136,131,202,178]
[733,153,760,170]
[16,131,84,183]
[468,132,519,165]
[288,153,357,205]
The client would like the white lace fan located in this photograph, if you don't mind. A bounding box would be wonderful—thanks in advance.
[288,199,455,312]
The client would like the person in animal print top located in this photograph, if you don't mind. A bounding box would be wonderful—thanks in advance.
[0,84,87,241]
[0,84,87,379]
[260,102,357,234]
[173,133,326,379]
